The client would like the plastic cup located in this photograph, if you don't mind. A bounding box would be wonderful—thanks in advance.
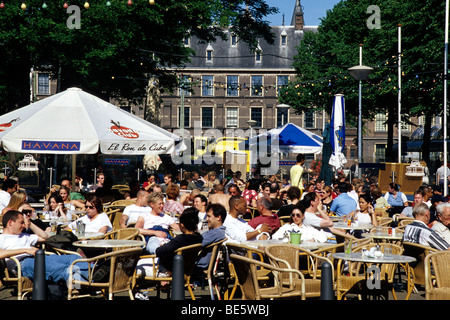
[290,233,301,244]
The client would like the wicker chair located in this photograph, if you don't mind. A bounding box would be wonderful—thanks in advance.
[229,253,306,300]
[335,242,403,300]
[402,242,439,300]
[0,256,34,300]
[67,247,142,300]
[377,217,393,227]
[424,250,450,300]
[225,242,272,300]
[265,244,334,299]
[246,206,258,219]
[196,238,228,300]
[103,228,141,241]
[278,216,291,226]
[134,243,203,299]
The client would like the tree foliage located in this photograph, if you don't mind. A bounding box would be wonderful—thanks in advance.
[0,0,277,112]
[280,0,446,162]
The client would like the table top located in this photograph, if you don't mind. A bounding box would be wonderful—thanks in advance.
[333,252,416,264]
[362,232,404,240]
[74,231,105,240]
[332,222,373,230]
[74,239,146,248]
[238,239,335,251]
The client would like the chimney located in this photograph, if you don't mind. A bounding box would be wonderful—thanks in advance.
[291,0,304,30]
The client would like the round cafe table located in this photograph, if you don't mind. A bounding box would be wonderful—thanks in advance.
[74,239,146,249]
[362,231,404,243]
[332,222,373,230]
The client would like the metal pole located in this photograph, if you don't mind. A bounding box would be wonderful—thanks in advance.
[32,249,47,300]
[444,0,449,197]
[358,45,363,179]
[398,24,402,163]
[171,254,184,300]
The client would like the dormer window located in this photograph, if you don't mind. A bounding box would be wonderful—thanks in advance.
[281,29,287,46]
[231,34,237,47]
[206,43,213,62]
[255,42,262,63]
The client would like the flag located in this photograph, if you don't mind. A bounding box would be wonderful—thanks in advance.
[329,94,347,170]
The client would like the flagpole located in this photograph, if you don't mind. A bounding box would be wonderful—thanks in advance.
[444,0,449,197]
[398,24,402,163]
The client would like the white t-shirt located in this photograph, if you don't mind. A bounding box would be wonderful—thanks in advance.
[0,190,11,211]
[197,211,207,231]
[272,223,328,243]
[142,212,175,230]
[0,233,39,271]
[123,204,151,226]
[223,214,255,243]
[68,212,112,233]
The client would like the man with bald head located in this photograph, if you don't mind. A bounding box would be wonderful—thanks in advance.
[119,190,150,228]
[224,196,271,242]
[208,184,231,212]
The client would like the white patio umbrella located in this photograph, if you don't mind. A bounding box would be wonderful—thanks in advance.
[0,87,185,188]
[0,87,185,155]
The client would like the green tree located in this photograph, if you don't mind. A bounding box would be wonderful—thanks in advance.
[280,0,446,164]
[0,0,277,114]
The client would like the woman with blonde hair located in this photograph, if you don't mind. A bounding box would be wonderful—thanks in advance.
[203,171,219,193]
[1,189,27,214]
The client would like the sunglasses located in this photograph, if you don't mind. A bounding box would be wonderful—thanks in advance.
[85,205,95,209]
[22,209,33,215]
[291,213,302,218]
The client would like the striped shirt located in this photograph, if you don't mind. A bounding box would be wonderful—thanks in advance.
[403,220,450,250]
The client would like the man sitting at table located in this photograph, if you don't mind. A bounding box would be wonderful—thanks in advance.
[119,190,150,228]
[329,182,357,217]
[135,207,202,278]
[135,192,180,254]
[248,197,281,236]
[302,192,334,230]
[0,210,89,296]
[195,203,227,269]
[403,203,450,250]
[224,196,271,242]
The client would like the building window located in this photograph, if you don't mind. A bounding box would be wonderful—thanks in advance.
[226,107,238,127]
[304,110,315,128]
[202,107,213,128]
[227,75,238,96]
[251,108,263,128]
[277,107,289,127]
[178,107,190,128]
[206,43,213,62]
[375,113,387,132]
[37,73,50,94]
[251,75,263,96]
[183,36,190,47]
[277,75,289,95]
[231,34,237,47]
[255,43,262,63]
[202,75,214,96]
[179,75,191,96]
[281,35,287,46]
[350,146,357,159]
[375,144,386,162]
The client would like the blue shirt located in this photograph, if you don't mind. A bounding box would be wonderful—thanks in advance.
[196,225,226,269]
[329,193,357,216]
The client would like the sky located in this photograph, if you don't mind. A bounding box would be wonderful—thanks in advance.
[264,0,341,26]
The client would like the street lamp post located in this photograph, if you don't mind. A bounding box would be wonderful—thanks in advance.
[348,44,373,178]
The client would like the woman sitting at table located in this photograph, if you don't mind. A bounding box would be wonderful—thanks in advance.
[272,204,328,243]
[47,194,72,221]
[321,186,334,215]
[352,193,378,238]
[1,189,27,215]
[58,186,85,212]
[162,184,184,216]
[65,195,112,234]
